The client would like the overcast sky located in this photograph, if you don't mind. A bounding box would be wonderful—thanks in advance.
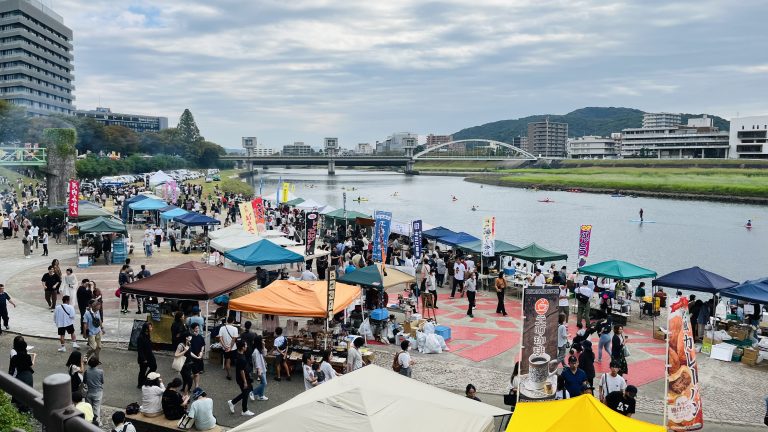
[57,0,768,149]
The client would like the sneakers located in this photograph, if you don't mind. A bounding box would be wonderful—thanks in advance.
[241,410,255,416]
[57,346,66,352]
[72,342,80,349]
[249,393,255,401]
[257,395,269,401]
[227,400,235,414]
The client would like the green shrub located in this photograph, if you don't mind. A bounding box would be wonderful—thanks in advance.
[0,391,33,432]
[221,178,253,196]
[31,208,66,232]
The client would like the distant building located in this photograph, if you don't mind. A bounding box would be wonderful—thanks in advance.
[282,141,312,156]
[729,115,768,159]
[426,134,452,148]
[642,112,681,129]
[511,136,528,149]
[74,107,168,133]
[620,115,729,158]
[356,143,373,154]
[324,137,339,157]
[378,132,418,153]
[241,137,275,157]
[527,119,568,158]
[568,136,619,159]
[0,0,75,116]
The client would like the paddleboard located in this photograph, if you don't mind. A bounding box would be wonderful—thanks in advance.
[538,200,555,203]
[630,220,656,223]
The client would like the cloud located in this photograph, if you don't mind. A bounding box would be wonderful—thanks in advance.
[53,0,768,147]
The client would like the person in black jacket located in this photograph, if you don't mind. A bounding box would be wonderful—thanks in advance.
[76,279,92,337]
[137,322,157,389]
[161,378,188,421]
[579,340,596,387]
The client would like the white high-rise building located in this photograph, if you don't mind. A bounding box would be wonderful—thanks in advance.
[642,113,681,128]
[568,136,619,159]
[621,116,729,159]
[729,115,768,159]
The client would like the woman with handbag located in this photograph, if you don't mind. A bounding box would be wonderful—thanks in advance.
[173,332,193,395]
[611,325,629,376]
[66,351,85,396]
[504,362,520,412]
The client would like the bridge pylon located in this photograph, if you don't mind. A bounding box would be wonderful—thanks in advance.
[328,159,336,175]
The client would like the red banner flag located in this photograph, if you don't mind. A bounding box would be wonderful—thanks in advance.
[252,197,265,232]
[67,180,79,217]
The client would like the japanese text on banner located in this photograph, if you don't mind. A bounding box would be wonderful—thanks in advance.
[577,224,592,267]
[412,220,423,259]
[305,212,319,255]
[482,216,496,257]
[239,202,257,234]
[67,180,79,217]
[372,211,392,263]
[667,297,704,431]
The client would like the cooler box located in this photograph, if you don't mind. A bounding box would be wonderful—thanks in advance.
[435,325,451,341]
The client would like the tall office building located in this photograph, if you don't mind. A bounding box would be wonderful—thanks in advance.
[324,137,339,157]
[642,113,681,128]
[74,107,167,133]
[729,115,768,159]
[621,116,729,159]
[426,134,452,148]
[0,0,75,116]
[526,119,568,157]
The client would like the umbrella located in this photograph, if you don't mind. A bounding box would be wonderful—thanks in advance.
[652,266,737,294]
[508,243,568,262]
[577,260,656,279]
[719,278,768,303]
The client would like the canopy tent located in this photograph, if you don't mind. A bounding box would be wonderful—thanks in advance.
[508,243,568,262]
[323,208,372,221]
[262,190,299,203]
[53,200,113,220]
[160,207,188,221]
[208,224,246,239]
[652,266,738,294]
[506,395,664,432]
[121,193,163,221]
[228,280,360,318]
[295,199,324,210]
[458,239,521,254]
[720,278,768,303]
[77,216,128,235]
[230,365,509,432]
[148,170,173,187]
[577,259,657,280]
[437,231,480,247]
[337,263,416,289]
[159,204,179,212]
[260,229,288,238]
[173,212,221,227]
[121,261,257,300]
[422,226,458,240]
[286,245,331,261]
[284,197,305,206]
[319,205,337,215]
[224,240,304,267]
[128,198,167,211]
[211,235,298,253]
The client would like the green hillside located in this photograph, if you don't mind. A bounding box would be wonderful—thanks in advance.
[452,107,729,143]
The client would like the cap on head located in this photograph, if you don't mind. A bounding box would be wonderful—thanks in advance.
[146,372,161,380]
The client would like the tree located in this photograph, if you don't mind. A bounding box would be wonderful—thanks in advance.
[103,125,140,154]
[0,100,28,144]
[177,109,204,161]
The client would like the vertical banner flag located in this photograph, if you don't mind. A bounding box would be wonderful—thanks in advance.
[281,182,290,203]
[305,211,319,255]
[519,286,560,402]
[67,180,79,217]
[258,176,264,196]
[577,224,592,268]
[326,267,337,324]
[372,210,393,263]
[666,297,704,431]
[412,220,423,259]
[252,197,265,233]
[482,216,496,257]
[239,202,257,234]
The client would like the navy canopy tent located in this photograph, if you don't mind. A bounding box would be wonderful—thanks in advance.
[438,232,480,247]
[653,266,738,294]
[719,278,768,303]
[224,239,304,266]
[173,212,221,227]
[422,226,457,240]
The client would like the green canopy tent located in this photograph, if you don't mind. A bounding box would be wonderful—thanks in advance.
[323,209,372,221]
[577,260,657,280]
[457,240,521,254]
[337,264,416,290]
[508,243,568,262]
[284,197,306,206]
[78,216,128,235]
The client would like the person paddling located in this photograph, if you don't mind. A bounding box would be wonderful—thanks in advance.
[639,209,644,222]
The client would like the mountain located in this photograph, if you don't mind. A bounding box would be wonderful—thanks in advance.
[452,107,729,142]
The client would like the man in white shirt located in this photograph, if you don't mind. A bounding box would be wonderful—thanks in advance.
[30,223,39,249]
[576,280,594,327]
[451,259,465,298]
[153,227,163,249]
[217,317,240,380]
[299,268,318,281]
[599,362,627,402]
[558,285,570,322]
[54,295,79,352]
[533,269,546,287]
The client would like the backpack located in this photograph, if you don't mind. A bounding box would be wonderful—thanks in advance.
[576,292,590,303]
[89,311,101,328]
[392,352,402,373]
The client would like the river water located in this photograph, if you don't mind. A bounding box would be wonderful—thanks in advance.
[247,168,768,283]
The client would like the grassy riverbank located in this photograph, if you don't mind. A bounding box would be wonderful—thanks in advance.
[470,167,768,198]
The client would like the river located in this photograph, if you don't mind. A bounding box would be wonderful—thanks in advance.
[247,168,768,283]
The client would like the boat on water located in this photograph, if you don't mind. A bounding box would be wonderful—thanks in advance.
[611,194,625,198]
[353,197,368,202]
[471,206,478,211]
[538,199,555,203]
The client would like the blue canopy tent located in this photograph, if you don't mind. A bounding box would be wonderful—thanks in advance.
[224,239,304,267]
[422,226,457,240]
[128,199,167,211]
[160,208,188,221]
[122,194,150,221]
[159,204,179,212]
[437,231,480,247]
[653,266,738,294]
[720,278,768,303]
[173,212,221,227]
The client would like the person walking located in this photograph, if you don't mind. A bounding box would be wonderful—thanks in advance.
[0,283,17,331]
[102,234,112,265]
[137,322,157,389]
[465,271,477,318]
[22,229,32,258]
[561,356,587,399]
[250,335,269,401]
[575,280,593,327]
[174,332,193,395]
[598,361,627,403]
[62,268,77,299]
[397,340,415,377]
[76,280,92,337]
[54,295,79,352]
[425,267,438,309]
[227,341,255,416]
[143,233,153,257]
[596,318,613,363]
[41,229,49,256]
[189,323,205,389]
[41,265,61,310]
[451,258,465,298]
[217,317,239,380]
[9,338,36,412]
[557,314,569,366]
[558,284,570,322]
[580,340,596,387]
[611,325,628,376]
[495,273,508,316]
[118,265,131,314]
[84,356,104,426]
[83,300,103,360]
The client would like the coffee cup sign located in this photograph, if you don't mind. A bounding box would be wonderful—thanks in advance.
[519,286,560,401]
[528,353,559,390]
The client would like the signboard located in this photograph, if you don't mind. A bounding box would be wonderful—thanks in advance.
[666,297,704,431]
[239,202,257,234]
[281,182,290,203]
[412,219,423,259]
[482,216,496,257]
[326,267,337,323]
[518,286,560,402]
[305,211,319,255]
[67,180,79,217]
[372,210,393,263]
[144,303,162,322]
[577,224,592,268]
[252,197,265,232]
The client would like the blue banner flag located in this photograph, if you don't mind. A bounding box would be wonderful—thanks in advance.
[412,219,423,259]
[372,210,393,263]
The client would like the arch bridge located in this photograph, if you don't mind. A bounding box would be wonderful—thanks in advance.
[413,139,536,161]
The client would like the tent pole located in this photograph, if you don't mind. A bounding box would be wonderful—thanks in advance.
[205,300,210,359]
[663,301,670,427]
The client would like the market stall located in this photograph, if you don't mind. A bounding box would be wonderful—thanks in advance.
[224,239,304,267]
[173,212,222,251]
[230,365,510,432]
[508,242,568,263]
[128,198,168,227]
[457,239,522,288]
[717,278,768,363]
[148,170,173,187]
[506,394,664,432]
[211,235,298,253]
[295,198,324,210]
[76,216,129,266]
[436,231,480,247]
[576,259,656,325]
[422,226,458,240]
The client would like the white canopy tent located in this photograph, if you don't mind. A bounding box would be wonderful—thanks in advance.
[211,235,298,252]
[286,245,331,261]
[208,224,245,240]
[260,229,287,238]
[295,198,325,210]
[230,365,509,432]
[148,170,173,187]
[262,190,299,203]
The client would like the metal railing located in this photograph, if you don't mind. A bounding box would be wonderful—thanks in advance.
[0,146,47,166]
[0,371,101,432]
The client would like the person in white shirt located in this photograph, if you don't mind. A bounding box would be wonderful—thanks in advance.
[599,362,627,402]
[217,317,239,380]
[30,224,39,249]
[558,285,570,322]
[299,269,318,281]
[302,353,317,390]
[347,337,364,372]
[41,229,50,256]
[397,340,415,377]
[62,268,77,299]
[54,295,79,352]
[140,372,165,417]
[317,351,339,382]
[153,227,163,249]
[533,269,546,287]
[576,280,594,327]
[451,259,466,298]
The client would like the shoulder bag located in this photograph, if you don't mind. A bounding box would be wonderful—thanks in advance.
[622,344,631,358]
[172,344,187,372]
[503,389,517,406]
[178,413,195,430]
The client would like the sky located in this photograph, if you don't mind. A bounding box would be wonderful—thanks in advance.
[53,0,768,149]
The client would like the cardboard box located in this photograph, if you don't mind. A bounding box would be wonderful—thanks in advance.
[653,327,666,341]
[727,326,750,341]
[742,355,758,366]
[742,347,759,359]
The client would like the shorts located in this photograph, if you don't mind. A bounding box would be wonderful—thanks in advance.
[58,325,75,336]
[275,353,285,363]
[225,350,238,360]
[191,358,204,374]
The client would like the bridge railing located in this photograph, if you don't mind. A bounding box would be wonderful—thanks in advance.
[0,146,47,166]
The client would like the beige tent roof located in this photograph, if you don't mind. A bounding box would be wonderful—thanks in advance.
[230,365,509,432]
[211,235,297,252]
[208,224,244,240]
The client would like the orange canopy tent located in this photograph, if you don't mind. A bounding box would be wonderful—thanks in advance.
[228,280,361,318]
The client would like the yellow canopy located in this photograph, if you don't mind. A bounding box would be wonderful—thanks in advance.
[507,395,665,432]
[228,280,361,318]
